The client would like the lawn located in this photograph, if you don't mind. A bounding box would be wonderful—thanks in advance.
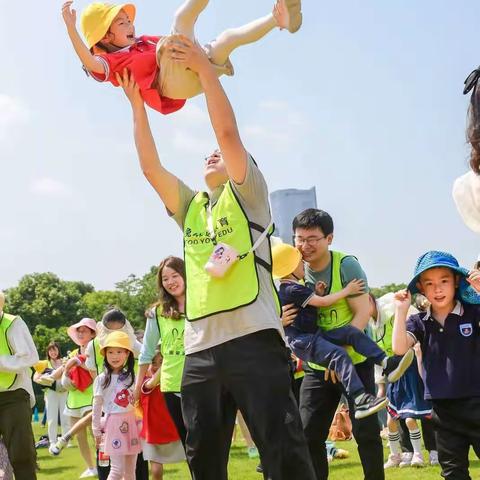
[34,423,480,479]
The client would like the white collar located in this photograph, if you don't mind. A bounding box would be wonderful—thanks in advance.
[422,300,463,321]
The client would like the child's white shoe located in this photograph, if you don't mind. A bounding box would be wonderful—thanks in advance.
[399,452,413,468]
[384,453,401,469]
[79,467,98,478]
[410,452,425,468]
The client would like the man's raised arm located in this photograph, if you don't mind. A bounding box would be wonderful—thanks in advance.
[168,36,248,184]
[117,70,180,214]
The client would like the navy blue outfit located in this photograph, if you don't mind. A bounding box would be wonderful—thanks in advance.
[386,361,432,420]
[278,281,386,397]
[407,302,480,480]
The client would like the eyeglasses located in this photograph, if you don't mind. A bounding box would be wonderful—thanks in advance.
[293,235,327,246]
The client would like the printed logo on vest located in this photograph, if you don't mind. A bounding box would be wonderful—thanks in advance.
[459,323,473,337]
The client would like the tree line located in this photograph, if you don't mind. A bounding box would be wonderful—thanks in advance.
[3,269,405,356]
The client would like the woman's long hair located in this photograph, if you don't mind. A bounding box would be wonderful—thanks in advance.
[467,89,480,175]
[102,351,135,389]
[152,256,186,320]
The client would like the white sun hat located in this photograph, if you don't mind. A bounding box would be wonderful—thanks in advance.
[452,170,480,234]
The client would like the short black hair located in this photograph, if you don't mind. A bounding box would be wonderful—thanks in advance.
[101,308,126,327]
[292,209,334,236]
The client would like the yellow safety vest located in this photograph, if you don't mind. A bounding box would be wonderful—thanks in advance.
[0,313,17,389]
[183,182,279,320]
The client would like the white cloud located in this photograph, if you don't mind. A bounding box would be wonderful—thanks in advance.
[0,95,30,139]
[30,177,72,198]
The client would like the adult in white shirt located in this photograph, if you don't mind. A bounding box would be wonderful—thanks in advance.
[0,291,39,479]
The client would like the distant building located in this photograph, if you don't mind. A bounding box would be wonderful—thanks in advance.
[270,187,317,244]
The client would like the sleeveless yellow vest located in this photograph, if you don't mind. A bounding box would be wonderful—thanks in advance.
[0,314,17,389]
[309,251,365,370]
[156,307,185,393]
[183,182,278,320]
[66,348,93,411]
[91,338,103,375]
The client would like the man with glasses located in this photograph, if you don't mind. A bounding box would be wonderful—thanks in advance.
[118,37,315,479]
[291,208,384,480]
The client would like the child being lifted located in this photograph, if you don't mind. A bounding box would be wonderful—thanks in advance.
[272,243,414,419]
[62,0,302,114]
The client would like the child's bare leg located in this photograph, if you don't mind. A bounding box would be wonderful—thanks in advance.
[208,0,301,66]
[208,13,277,67]
[171,0,209,39]
[72,417,95,469]
[68,411,92,438]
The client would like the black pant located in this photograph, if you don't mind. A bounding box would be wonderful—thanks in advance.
[0,389,37,480]
[181,329,315,480]
[299,360,384,480]
[164,392,188,450]
[431,398,480,480]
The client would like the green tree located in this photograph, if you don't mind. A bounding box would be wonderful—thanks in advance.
[370,283,407,299]
[5,273,94,330]
[80,290,122,323]
[32,324,75,359]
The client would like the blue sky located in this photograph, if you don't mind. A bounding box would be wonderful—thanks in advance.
[1,0,479,291]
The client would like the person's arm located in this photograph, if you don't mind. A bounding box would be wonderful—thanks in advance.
[62,1,105,74]
[347,294,371,330]
[116,70,182,214]
[0,319,39,373]
[134,317,160,401]
[167,36,248,184]
[143,368,161,391]
[307,279,365,308]
[392,290,416,355]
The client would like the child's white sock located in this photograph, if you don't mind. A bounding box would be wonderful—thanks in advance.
[388,431,402,454]
[409,428,422,453]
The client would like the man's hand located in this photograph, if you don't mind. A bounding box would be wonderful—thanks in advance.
[281,304,298,327]
[116,69,144,110]
[166,35,212,75]
[324,369,338,384]
[467,269,480,292]
[62,1,77,31]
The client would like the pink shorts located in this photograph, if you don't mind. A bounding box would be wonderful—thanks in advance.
[103,411,142,456]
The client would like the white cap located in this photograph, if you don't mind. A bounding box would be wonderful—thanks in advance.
[452,171,480,234]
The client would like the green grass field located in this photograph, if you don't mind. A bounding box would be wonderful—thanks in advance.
[34,423,479,479]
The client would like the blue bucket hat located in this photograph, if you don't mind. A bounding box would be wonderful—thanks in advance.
[408,250,480,305]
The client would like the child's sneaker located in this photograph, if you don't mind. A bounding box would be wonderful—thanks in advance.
[48,437,67,456]
[411,452,425,468]
[429,450,439,466]
[384,453,401,469]
[382,349,415,383]
[79,467,98,478]
[354,393,388,419]
[399,452,413,468]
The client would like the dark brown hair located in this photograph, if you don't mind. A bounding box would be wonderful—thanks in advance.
[46,341,61,361]
[152,256,185,320]
[467,90,480,175]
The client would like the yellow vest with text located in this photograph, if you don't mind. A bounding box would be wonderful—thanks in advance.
[66,348,93,411]
[0,314,18,389]
[308,251,366,370]
[156,307,185,392]
[183,182,279,321]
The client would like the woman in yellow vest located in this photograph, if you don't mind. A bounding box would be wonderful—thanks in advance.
[136,256,188,458]
[61,317,98,479]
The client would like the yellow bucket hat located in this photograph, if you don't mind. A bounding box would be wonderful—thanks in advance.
[100,331,133,356]
[271,243,302,279]
[80,2,136,49]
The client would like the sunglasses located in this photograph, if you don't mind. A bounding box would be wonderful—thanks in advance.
[463,66,480,95]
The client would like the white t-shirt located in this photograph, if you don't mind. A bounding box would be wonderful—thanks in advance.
[93,372,135,415]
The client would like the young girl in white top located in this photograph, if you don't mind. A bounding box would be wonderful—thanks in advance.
[92,331,141,480]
